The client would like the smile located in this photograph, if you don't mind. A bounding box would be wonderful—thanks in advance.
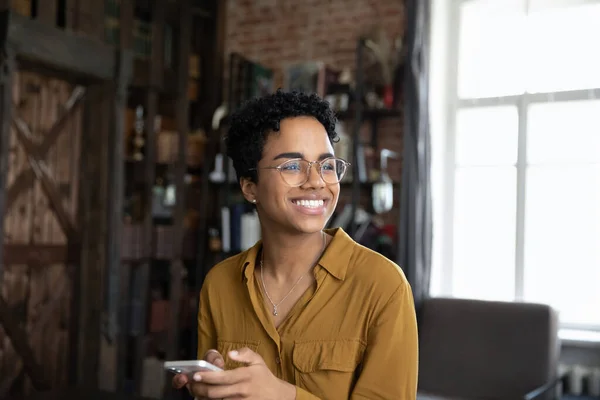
[292,199,325,209]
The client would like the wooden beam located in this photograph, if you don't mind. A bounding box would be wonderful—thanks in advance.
[11,116,78,239]
[5,87,85,211]
[3,243,80,265]
[0,42,15,283]
[5,168,34,210]
[0,10,116,80]
[0,271,71,392]
[166,0,192,367]
[0,295,51,390]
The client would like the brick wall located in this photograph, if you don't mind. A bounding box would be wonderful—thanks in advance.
[223,0,406,228]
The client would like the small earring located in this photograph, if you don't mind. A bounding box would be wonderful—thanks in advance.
[251,199,256,204]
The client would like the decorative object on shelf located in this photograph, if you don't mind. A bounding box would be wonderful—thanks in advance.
[157,129,178,164]
[211,103,228,130]
[325,67,350,112]
[131,105,145,161]
[361,25,403,109]
[209,154,226,183]
[333,121,352,180]
[187,129,207,168]
[228,53,274,111]
[372,149,399,214]
[250,62,274,98]
[11,0,32,17]
[284,61,340,99]
[152,176,173,218]
[208,227,222,252]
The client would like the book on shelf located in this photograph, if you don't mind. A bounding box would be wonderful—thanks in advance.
[220,204,261,254]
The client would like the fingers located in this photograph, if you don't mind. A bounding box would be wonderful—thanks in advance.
[204,349,225,369]
[171,373,189,389]
[189,381,246,399]
[227,347,264,366]
[193,368,250,386]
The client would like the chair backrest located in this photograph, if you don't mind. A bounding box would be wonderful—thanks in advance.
[418,297,559,399]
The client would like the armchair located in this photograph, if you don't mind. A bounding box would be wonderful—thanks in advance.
[417,297,561,400]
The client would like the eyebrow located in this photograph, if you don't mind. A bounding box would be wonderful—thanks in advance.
[273,152,334,161]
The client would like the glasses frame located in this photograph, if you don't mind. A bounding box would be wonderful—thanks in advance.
[250,157,351,187]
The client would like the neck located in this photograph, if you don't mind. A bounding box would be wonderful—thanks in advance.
[260,229,325,282]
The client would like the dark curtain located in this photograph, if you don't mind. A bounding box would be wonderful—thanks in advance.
[397,0,432,314]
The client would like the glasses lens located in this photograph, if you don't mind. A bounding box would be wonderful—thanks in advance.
[279,159,309,186]
[278,158,348,186]
[320,158,347,184]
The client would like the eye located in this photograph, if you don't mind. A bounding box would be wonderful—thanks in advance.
[321,159,336,172]
[281,160,303,171]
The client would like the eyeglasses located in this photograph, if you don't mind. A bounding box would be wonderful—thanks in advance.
[251,157,350,187]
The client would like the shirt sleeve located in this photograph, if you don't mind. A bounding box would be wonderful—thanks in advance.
[197,281,218,359]
[350,282,419,399]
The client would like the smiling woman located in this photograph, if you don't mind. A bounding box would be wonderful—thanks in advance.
[171,90,419,400]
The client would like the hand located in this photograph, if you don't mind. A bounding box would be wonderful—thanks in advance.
[172,349,226,398]
[189,347,296,400]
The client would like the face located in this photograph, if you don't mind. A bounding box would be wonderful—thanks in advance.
[240,116,340,235]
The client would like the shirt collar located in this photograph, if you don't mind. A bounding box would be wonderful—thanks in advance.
[239,227,355,282]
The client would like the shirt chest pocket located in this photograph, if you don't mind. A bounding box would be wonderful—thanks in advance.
[293,339,365,400]
[217,340,260,370]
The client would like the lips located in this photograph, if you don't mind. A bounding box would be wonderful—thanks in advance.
[290,197,329,216]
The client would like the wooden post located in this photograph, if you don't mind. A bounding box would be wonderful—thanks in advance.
[132,0,167,395]
[0,33,14,284]
[77,81,113,388]
[166,0,192,369]
[107,0,134,393]
[106,48,133,393]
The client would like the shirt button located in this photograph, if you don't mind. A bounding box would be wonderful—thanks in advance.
[275,357,281,364]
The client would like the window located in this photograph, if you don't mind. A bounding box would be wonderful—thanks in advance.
[431,0,600,330]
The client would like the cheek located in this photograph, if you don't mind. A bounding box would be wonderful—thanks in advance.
[258,178,289,205]
[329,185,341,201]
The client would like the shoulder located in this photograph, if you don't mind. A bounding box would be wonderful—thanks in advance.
[349,241,409,293]
[202,249,251,292]
[324,228,409,301]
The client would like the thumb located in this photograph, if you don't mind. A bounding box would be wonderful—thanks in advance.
[228,347,264,365]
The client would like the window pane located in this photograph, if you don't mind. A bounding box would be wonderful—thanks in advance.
[526,4,600,93]
[528,100,600,164]
[453,167,517,301]
[523,166,600,327]
[456,106,519,166]
[458,0,526,98]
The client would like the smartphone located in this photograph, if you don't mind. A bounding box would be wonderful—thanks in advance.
[164,360,223,376]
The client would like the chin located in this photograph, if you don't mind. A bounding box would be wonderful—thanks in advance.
[279,198,338,234]
[290,214,332,234]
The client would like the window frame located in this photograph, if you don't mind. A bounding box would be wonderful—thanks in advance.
[437,0,600,332]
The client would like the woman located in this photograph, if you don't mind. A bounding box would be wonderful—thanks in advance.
[172,90,418,399]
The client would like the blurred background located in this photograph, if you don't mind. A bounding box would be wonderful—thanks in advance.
[0,0,597,399]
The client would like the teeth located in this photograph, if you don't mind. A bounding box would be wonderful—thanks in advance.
[293,199,324,208]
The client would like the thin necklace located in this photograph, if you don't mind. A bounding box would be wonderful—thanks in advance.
[260,232,326,317]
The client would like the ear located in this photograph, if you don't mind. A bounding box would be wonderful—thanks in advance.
[240,177,257,203]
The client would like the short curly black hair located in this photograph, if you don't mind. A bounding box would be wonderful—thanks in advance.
[225,90,339,183]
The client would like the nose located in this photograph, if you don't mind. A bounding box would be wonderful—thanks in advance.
[302,162,325,189]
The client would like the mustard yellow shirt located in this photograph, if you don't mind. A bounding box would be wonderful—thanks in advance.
[197,228,418,399]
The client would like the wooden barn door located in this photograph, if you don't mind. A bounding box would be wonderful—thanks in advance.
[0,70,85,395]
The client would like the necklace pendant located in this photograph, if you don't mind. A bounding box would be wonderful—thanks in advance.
[273,306,278,316]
